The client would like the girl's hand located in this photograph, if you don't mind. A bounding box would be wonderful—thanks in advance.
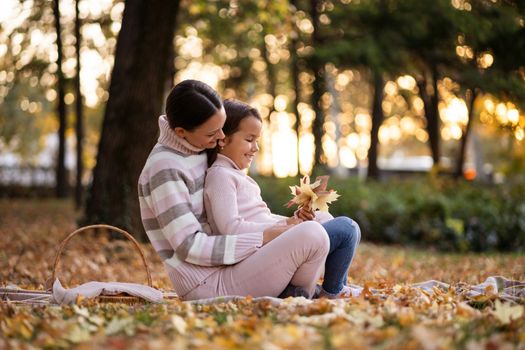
[286,216,303,225]
[295,206,315,221]
[263,224,296,245]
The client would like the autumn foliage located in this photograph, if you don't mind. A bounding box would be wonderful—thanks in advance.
[1,199,524,349]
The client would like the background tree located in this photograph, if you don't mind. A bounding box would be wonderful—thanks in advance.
[0,0,119,195]
[53,0,68,198]
[309,0,328,173]
[0,1,55,161]
[399,0,461,167]
[74,0,84,208]
[2,0,525,201]
[84,0,180,238]
[451,0,525,177]
[289,0,303,176]
[319,0,409,179]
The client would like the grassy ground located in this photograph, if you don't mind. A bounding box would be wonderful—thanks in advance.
[1,199,524,349]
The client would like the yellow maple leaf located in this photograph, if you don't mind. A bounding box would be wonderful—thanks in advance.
[491,299,524,325]
[312,190,340,212]
[287,175,320,208]
[286,175,340,212]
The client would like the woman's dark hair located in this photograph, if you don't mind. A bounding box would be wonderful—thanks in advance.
[207,99,262,166]
[165,80,222,130]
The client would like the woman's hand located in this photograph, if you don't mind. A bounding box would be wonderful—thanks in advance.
[286,216,303,225]
[295,206,315,221]
[263,224,296,245]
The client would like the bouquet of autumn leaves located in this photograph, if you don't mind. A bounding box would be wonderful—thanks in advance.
[286,175,340,212]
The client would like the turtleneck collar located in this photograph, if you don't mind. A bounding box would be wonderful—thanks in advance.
[157,115,205,155]
[211,153,242,171]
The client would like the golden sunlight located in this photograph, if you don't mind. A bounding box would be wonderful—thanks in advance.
[396,75,416,91]
[478,52,494,69]
[339,146,357,168]
[298,134,315,175]
[270,112,298,177]
[515,128,524,141]
[441,98,468,124]
[507,109,519,125]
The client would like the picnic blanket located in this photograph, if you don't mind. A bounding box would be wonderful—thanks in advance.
[2,276,523,305]
[188,275,525,305]
[51,279,163,304]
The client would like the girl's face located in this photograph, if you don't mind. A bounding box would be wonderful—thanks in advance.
[220,116,262,170]
[176,108,227,149]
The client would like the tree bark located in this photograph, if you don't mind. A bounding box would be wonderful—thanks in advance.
[455,88,478,178]
[309,0,326,173]
[290,0,302,177]
[74,0,84,208]
[53,0,68,198]
[84,0,180,239]
[417,67,441,166]
[428,64,441,165]
[261,29,277,111]
[367,71,384,180]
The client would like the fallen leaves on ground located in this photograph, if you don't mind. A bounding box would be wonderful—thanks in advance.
[1,199,524,349]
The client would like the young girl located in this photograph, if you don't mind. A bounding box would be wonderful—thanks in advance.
[204,99,361,299]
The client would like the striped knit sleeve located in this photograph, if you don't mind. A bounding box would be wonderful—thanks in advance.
[139,158,263,267]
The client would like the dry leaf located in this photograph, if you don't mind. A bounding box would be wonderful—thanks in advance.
[2,200,525,349]
[171,315,187,335]
[286,175,340,212]
[491,300,524,324]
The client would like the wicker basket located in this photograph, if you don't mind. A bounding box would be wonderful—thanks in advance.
[48,224,154,304]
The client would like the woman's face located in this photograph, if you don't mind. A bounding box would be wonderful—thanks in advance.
[220,116,262,170]
[177,108,227,149]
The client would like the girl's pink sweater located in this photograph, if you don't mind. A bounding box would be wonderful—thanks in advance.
[204,154,288,235]
[204,154,333,236]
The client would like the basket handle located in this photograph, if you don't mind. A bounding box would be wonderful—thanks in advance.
[49,224,153,290]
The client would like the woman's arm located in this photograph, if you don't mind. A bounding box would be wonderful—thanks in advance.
[139,161,263,266]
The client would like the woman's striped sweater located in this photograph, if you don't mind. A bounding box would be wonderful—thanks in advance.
[138,116,263,297]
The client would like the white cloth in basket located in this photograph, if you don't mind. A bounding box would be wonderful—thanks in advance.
[51,278,163,304]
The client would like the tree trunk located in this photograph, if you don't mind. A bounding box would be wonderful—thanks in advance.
[84,0,180,239]
[261,32,277,107]
[309,0,326,173]
[428,64,441,165]
[260,27,279,177]
[417,67,441,166]
[74,0,84,208]
[367,71,384,180]
[53,0,68,198]
[290,0,302,177]
[455,88,478,178]
[261,26,277,115]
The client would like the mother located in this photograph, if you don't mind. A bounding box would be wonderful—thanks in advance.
[138,80,329,300]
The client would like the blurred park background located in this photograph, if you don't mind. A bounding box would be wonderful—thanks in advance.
[1,0,525,252]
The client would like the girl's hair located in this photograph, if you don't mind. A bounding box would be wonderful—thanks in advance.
[222,99,262,136]
[165,80,222,130]
[207,99,262,166]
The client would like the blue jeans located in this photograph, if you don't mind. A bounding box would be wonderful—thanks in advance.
[321,217,361,294]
